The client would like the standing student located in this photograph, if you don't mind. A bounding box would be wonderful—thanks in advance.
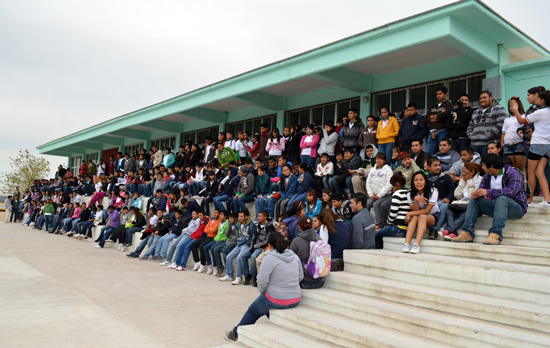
[4,195,12,223]
[402,171,440,254]
[300,124,320,168]
[265,128,285,161]
[317,121,338,163]
[376,106,400,163]
[425,86,454,155]
[502,97,527,176]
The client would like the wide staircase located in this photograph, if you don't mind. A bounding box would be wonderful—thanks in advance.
[214,199,550,347]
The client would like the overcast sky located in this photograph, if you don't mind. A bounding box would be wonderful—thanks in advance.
[1,0,548,188]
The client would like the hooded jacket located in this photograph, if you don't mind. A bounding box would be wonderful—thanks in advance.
[376,117,400,144]
[448,103,474,140]
[366,164,394,197]
[251,221,275,250]
[317,130,338,156]
[341,119,365,150]
[435,150,461,172]
[448,153,481,177]
[290,228,323,283]
[398,113,429,149]
[236,166,255,196]
[467,100,507,146]
[236,218,256,246]
[257,249,303,300]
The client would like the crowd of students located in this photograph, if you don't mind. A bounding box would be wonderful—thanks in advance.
[5,85,550,342]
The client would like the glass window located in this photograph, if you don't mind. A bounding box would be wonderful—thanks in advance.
[449,80,466,104]
[409,87,426,114]
[468,75,483,107]
[375,94,390,115]
[313,107,323,126]
[391,90,407,115]
[338,101,350,118]
[324,103,336,123]
[71,156,82,176]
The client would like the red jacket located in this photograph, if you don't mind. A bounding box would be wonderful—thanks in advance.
[190,218,209,239]
[79,164,88,176]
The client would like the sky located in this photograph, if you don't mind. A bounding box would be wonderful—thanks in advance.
[1,0,548,189]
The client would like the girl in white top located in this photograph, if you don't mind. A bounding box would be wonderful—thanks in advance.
[512,90,550,206]
[97,160,106,176]
[502,97,526,176]
[265,128,285,158]
[403,171,440,254]
[312,209,335,243]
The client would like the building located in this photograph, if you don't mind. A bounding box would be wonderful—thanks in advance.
[38,0,550,174]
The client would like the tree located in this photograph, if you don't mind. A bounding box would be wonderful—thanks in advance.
[0,149,50,195]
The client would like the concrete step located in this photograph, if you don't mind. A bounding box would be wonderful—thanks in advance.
[473,230,550,248]
[383,238,550,266]
[209,343,248,348]
[301,288,550,348]
[269,305,458,348]
[237,323,341,348]
[474,215,550,233]
[343,249,550,305]
[324,271,550,334]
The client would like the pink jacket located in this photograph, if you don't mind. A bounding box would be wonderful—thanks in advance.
[265,138,285,155]
[300,134,320,158]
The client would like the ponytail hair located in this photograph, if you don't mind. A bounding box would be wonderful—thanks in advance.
[298,215,313,231]
[268,232,289,253]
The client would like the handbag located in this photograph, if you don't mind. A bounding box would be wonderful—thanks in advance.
[448,203,468,213]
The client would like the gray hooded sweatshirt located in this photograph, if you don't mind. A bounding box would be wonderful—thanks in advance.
[258,249,303,300]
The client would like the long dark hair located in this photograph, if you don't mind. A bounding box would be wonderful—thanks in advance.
[508,96,526,115]
[131,207,145,221]
[409,171,433,200]
[280,164,293,192]
[271,127,282,142]
[268,232,289,253]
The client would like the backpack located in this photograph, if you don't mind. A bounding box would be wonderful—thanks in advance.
[302,240,331,279]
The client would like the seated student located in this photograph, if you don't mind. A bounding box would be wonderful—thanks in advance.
[325,211,352,271]
[123,207,147,247]
[240,211,275,287]
[390,146,403,171]
[304,190,322,219]
[425,157,455,239]
[199,171,218,215]
[155,209,183,260]
[170,211,208,271]
[224,232,302,343]
[126,208,162,258]
[219,209,256,285]
[402,171,440,254]
[213,212,238,277]
[213,167,240,213]
[284,201,306,241]
[94,205,120,248]
[331,193,353,223]
[452,154,528,245]
[66,203,86,236]
[330,148,362,196]
[201,210,229,275]
[139,209,172,260]
[253,166,271,219]
[267,164,297,220]
[230,166,255,214]
[108,206,131,248]
[131,191,144,212]
[448,147,481,183]
[193,209,220,273]
[365,153,393,229]
[287,163,314,207]
[74,204,97,239]
[266,157,278,178]
[161,211,196,266]
[411,139,430,170]
[320,189,332,211]
[435,139,461,173]
[395,152,420,189]
[349,193,376,249]
[441,162,482,240]
[189,163,206,197]
[312,209,334,243]
[290,215,325,289]
[313,153,334,196]
[375,172,410,249]
[351,144,377,195]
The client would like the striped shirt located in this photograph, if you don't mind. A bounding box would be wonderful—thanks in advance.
[387,188,410,228]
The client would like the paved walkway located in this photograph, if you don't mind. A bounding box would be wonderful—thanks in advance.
[0,221,262,347]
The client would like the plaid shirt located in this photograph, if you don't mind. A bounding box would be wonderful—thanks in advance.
[479,164,528,214]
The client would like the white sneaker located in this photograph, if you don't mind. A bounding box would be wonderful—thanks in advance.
[159,261,170,266]
[219,275,232,281]
[231,277,243,285]
[116,244,122,251]
[168,262,178,269]
[401,243,410,253]
[176,266,184,271]
[193,263,201,271]
[211,267,218,276]
[198,265,206,273]
[206,265,213,275]
[534,201,550,208]
[410,243,420,254]
[120,246,126,252]
[94,245,102,249]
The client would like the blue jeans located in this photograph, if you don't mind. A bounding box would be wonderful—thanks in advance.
[426,129,448,155]
[203,240,225,266]
[461,196,525,240]
[157,233,178,258]
[129,236,150,256]
[69,218,81,231]
[80,220,95,236]
[175,237,196,268]
[125,226,143,246]
[142,234,161,258]
[375,225,406,249]
[445,209,466,234]
[166,234,189,262]
[232,194,254,213]
[378,142,395,164]
[44,215,54,230]
[126,183,138,195]
[213,242,230,269]
[213,194,231,212]
[451,138,471,154]
[300,155,316,168]
[288,193,307,206]
[471,145,488,158]
[240,248,264,277]
[232,293,299,337]
[221,243,236,269]
[434,200,448,230]
[255,197,269,218]
[226,244,249,278]
[190,181,206,196]
[266,197,280,218]
[98,226,115,247]
[329,175,345,195]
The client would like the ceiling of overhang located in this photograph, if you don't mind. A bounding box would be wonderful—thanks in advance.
[201,98,250,112]
[258,76,334,97]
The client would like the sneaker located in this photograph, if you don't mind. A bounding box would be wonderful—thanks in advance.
[443,233,457,241]
[401,243,410,253]
[219,275,232,281]
[439,230,450,239]
[139,257,148,261]
[94,245,102,249]
[168,262,177,269]
[159,261,170,266]
[198,265,207,273]
[224,330,238,342]
[211,267,218,276]
[67,232,74,237]
[452,231,473,243]
[252,277,257,287]
[116,244,122,251]
[231,277,243,285]
[428,228,438,240]
[410,243,420,254]
[120,246,126,252]
[206,265,213,275]
[483,233,501,245]
[243,275,252,285]
[176,266,185,271]
[94,238,100,243]
[192,263,201,271]
[534,201,550,208]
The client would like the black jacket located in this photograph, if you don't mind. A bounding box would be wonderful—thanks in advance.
[447,103,474,140]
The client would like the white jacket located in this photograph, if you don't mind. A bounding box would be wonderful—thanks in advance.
[366,164,393,197]
[315,162,334,176]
